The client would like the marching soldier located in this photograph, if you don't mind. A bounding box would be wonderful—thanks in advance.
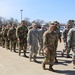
[54,21,61,63]
[3,25,10,50]
[38,25,46,55]
[27,23,39,62]
[62,24,71,57]
[67,23,75,69]
[16,20,28,57]
[8,24,17,52]
[42,23,57,71]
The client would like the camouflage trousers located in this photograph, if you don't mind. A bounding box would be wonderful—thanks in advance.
[62,42,71,55]
[72,45,75,65]
[10,40,16,51]
[5,38,10,50]
[39,43,44,54]
[43,47,56,66]
[18,39,27,56]
[2,38,5,48]
[0,37,2,46]
[29,44,38,59]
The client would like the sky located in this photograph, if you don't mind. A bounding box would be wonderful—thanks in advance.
[0,0,75,23]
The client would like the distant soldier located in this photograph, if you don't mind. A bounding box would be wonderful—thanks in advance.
[67,23,75,69]
[54,21,61,63]
[1,26,5,48]
[27,23,39,62]
[38,25,46,55]
[3,25,10,49]
[8,24,17,52]
[42,23,57,71]
[61,24,71,57]
[16,20,28,57]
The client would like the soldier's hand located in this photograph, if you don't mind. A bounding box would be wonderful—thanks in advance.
[60,39,61,43]
[45,48,49,52]
[17,38,20,41]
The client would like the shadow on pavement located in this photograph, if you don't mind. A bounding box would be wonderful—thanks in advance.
[55,70,75,75]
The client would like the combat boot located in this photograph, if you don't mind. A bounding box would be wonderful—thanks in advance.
[55,57,58,63]
[29,56,32,62]
[49,65,55,72]
[33,55,37,62]
[42,62,45,70]
[66,55,71,58]
[19,49,21,56]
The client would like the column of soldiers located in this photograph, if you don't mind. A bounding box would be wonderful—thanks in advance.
[0,20,75,72]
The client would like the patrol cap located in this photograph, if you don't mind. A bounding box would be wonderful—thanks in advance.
[49,22,55,27]
[32,23,37,26]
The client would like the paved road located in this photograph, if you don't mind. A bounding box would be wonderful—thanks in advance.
[0,42,75,75]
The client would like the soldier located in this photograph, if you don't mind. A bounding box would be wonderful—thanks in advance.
[42,23,57,71]
[61,24,71,57]
[67,23,75,69]
[27,23,39,62]
[1,26,5,48]
[8,24,17,52]
[3,25,10,50]
[38,25,46,55]
[54,21,61,63]
[16,20,28,57]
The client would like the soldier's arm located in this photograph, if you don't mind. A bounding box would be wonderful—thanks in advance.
[43,31,48,48]
[16,27,19,39]
[58,29,61,43]
[67,29,72,48]
[27,30,32,46]
[62,29,66,42]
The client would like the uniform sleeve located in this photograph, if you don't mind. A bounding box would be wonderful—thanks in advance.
[67,29,72,46]
[16,27,19,38]
[62,29,66,39]
[27,30,32,45]
[43,32,48,48]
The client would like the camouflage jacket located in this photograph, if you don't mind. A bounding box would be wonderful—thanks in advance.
[43,30,57,50]
[8,27,17,40]
[16,25,28,39]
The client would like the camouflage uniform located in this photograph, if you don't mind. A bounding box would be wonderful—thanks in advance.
[16,25,28,56]
[62,28,71,57]
[54,26,61,62]
[0,27,5,48]
[38,29,46,55]
[8,27,17,52]
[3,27,10,49]
[27,28,39,61]
[67,28,75,69]
[42,30,57,71]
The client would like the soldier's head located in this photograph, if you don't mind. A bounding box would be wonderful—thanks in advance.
[12,24,15,28]
[6,25,10,29]
[41,24,45,30]
[73,22,75,27]
[21,20,25,26]
[49,23,55,31]
[66,24,70,29]
[54,21,59,27]
[32,23,37,29]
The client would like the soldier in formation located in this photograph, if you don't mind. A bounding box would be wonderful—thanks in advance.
[53,21,61,63]
[38,24,46,55]
[42,23,57,71]
[16,20,28,57]
[8,24,17,52]
[67,23,75,69]
[27,23,39,62]
[62,24,71,58]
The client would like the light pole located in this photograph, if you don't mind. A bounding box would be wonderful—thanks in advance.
[20,9,23,21]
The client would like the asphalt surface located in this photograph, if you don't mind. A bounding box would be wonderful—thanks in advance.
[0,42,75,75]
